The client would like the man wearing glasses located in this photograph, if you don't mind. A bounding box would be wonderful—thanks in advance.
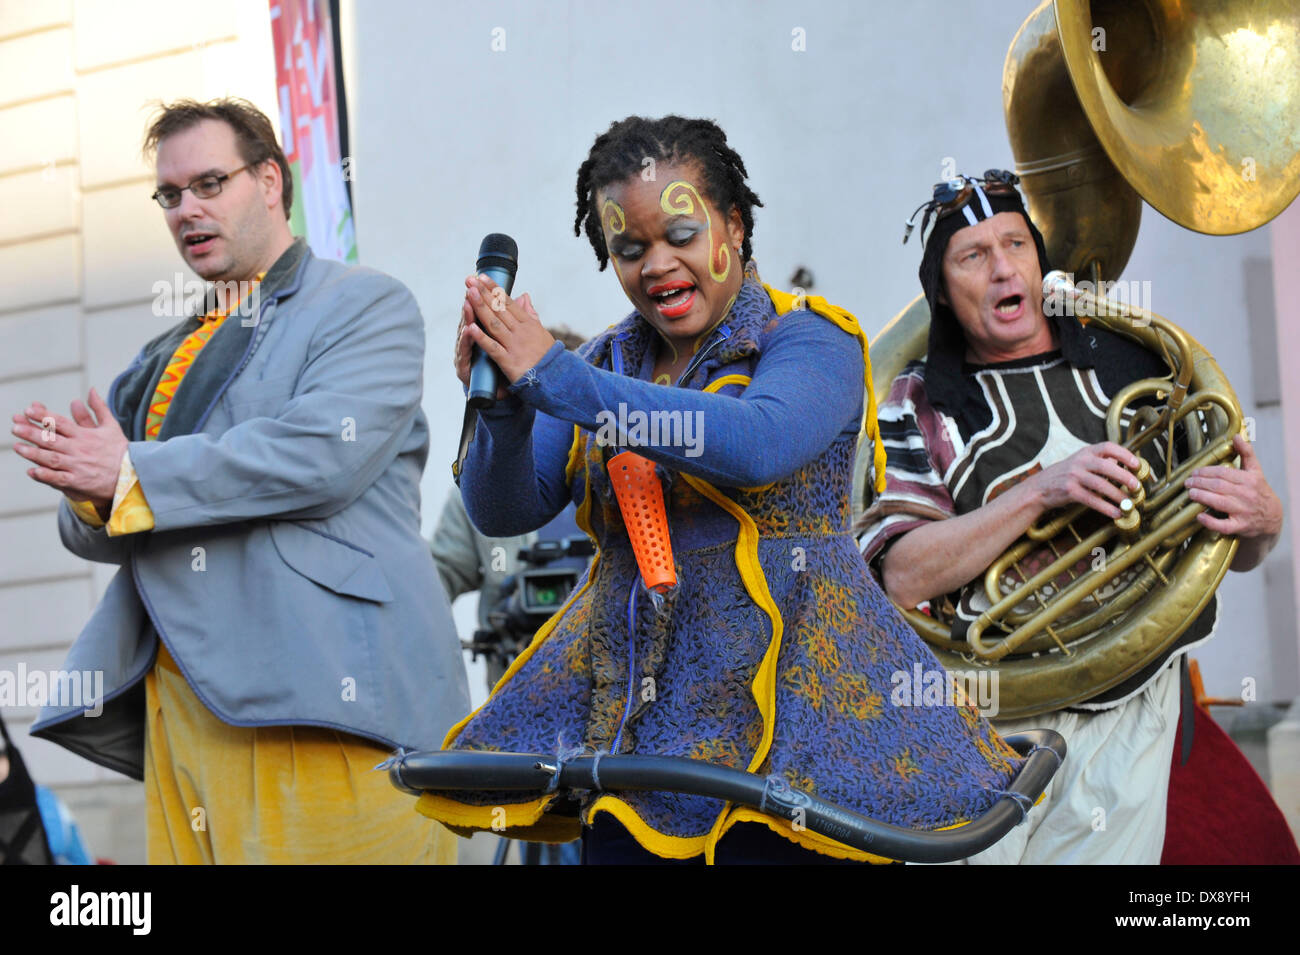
[856,172,1283,864]
[11,98,469,864]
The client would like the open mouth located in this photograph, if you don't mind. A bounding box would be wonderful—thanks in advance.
[647,282,697,318]
[183,232,217,254]
[994,294,1024,318]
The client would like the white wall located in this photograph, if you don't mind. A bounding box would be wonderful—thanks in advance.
[344,0,1296,708]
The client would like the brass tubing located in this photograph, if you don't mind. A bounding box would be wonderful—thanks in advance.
[966,502,1206,661]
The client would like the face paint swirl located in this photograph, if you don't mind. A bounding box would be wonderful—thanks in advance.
[596,162,745,362]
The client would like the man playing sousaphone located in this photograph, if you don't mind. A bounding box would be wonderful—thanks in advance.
[856,170,1283,864]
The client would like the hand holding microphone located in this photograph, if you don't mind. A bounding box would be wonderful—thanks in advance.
[455,298,509,402]
[457,235,555,402]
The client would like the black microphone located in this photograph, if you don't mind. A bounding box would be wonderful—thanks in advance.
[468,233,519,408]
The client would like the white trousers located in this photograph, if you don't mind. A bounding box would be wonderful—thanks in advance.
[957,662,1182,865]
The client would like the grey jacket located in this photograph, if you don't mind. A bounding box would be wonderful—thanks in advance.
[31,239,470,778]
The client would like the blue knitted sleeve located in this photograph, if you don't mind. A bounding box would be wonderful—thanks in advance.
[460,398,575,538]
[461,310,864,536]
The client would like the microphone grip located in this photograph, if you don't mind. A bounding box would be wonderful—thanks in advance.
[467,265,516,408]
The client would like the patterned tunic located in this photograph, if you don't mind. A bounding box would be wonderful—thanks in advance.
[417,274,1024,861]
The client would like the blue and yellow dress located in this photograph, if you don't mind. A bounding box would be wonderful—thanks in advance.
[419,270,1023,862]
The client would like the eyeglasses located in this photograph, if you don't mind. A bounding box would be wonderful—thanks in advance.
[151,163,254,209]
[904,169,1022,245]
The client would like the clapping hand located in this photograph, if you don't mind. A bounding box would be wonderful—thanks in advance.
[11,389,127,515]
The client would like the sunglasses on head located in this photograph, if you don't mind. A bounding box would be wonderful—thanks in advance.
[904,169,1021,245]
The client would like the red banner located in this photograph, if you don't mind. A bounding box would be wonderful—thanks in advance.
[269,0,356,262]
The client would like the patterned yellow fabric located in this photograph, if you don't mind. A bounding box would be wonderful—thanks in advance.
[145,642,458,864]
[71,278,264,536]
[143,317,224,438]
[106,455,152,537]
[69,460,150,535]
[69,498,105,526]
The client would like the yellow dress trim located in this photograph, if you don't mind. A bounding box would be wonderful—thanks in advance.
[414,791,555,832]
[763,284,887,495]
[678,472,787,863]
[440,549,600,749]
[586,795,710,859]
[707,807,977,864]
[703,373,752,393]
[706,774,1045,862]
[422,564,599,831]
[678,474,783,775]
[423,426,604,835]
[437,816,579,844]
[563,425,584,485]
[564,424,598,542]
[708,807,898,864]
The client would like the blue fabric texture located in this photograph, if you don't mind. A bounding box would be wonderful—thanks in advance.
[35,785,93,865]
[435,270,1024,857]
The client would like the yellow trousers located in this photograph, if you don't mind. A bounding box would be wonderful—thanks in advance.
[144,645,457,864]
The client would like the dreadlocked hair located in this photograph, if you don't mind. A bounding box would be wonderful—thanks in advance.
[573,115,763,271]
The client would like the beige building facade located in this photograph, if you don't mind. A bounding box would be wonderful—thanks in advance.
[0,0,279,864]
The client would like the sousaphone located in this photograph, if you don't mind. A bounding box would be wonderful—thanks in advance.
[855,0,1300,718]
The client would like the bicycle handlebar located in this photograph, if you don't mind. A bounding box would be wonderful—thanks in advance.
[389,730,1065,863]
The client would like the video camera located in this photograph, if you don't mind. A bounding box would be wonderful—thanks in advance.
[462,536,596,674]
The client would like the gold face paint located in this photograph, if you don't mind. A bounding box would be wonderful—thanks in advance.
[600,175,744,370]
[654,373,671,385]
[660,180,731,283]
[600,197,633,301]
[601,193,679,364]
[602,197,626,236]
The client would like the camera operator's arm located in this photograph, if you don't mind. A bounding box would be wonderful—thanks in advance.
[430,489,486,602]
[881,442,1142,608]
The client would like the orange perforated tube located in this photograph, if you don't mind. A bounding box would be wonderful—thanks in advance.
[607,450,676,592]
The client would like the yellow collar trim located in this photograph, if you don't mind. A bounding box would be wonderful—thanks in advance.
[762,284,887,495]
